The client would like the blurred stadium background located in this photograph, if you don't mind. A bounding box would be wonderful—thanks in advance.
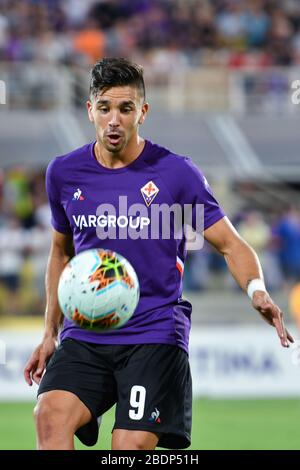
[1,0,300,450]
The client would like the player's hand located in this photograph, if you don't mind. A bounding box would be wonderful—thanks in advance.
[252,291,294,348]
[23,336,57,386]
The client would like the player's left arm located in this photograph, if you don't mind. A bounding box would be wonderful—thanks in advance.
[204,216,294,348]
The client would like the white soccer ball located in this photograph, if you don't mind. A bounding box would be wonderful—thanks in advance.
[57,249,140,331]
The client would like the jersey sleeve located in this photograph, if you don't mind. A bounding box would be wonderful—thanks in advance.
[181,158,225,231]
[45,158,71,234]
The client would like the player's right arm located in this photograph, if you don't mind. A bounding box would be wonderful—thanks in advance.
[24,229,74,386]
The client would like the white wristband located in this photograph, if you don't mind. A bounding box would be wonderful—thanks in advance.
[247,279,267,300]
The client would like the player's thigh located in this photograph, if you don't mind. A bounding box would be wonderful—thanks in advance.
[114,344,192,449]
[38,338,118,422]
[35,389,92,430]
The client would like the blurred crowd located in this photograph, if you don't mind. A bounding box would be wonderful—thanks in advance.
[184,207,300,293]
[0,167,51,315]
[1,0,300,68]
[0,166,300,316]
[0,1,299,317]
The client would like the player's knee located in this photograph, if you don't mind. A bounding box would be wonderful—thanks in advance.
[133,439,153,451]
[113,430,158,450]
[34,397,70,438]
[113,438,147,450]
[34,402,55,443]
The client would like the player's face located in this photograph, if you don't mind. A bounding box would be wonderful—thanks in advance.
[87,86,148,153]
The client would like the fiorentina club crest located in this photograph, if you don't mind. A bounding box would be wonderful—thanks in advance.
[140,181,159,207]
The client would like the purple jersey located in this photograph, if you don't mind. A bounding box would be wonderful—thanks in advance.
[46,140,225,352]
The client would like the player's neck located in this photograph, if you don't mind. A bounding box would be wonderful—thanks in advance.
[95,136,145,169]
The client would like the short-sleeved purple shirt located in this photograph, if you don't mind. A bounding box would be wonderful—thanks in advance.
[46,140,225,352]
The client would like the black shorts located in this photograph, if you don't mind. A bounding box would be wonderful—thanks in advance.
[38,339,192,449]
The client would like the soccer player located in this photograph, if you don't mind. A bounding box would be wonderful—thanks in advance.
[24,58,293,450]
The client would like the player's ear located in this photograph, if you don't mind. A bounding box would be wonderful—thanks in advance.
[87,100,94,123]
[139,102,149,125]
